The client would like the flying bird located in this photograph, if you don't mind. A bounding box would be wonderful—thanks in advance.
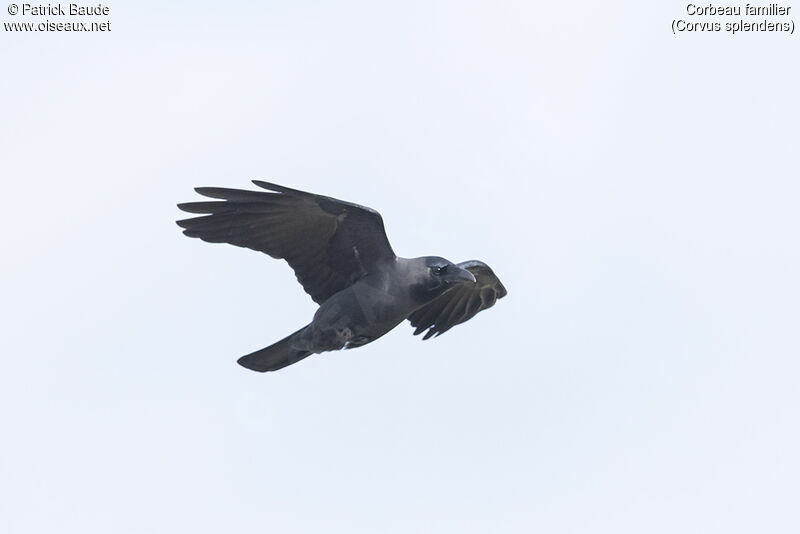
[177,181,507,372]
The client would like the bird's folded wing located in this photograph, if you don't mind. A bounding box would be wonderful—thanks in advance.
[177,181,396,304]
[407,260,507,340]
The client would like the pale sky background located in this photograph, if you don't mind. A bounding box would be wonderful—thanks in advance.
[1,1,799,532]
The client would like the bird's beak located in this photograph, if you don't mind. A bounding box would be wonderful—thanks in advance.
[445,266,476,285]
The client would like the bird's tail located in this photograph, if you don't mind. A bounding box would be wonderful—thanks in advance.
[237,326,313,372]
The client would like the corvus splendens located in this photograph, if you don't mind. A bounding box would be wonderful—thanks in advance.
[177,181,507,372]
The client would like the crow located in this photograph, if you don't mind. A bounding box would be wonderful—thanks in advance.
[177,181,507,372]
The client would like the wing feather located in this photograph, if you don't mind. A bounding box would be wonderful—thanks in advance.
[408,261,507,340]
[177,181,396,304]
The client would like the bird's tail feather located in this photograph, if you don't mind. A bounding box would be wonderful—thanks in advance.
[237,327,312,372]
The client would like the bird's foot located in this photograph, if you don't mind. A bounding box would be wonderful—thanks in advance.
[344,335,371,349]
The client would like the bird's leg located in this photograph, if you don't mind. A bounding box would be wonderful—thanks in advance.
[344,335,372,349]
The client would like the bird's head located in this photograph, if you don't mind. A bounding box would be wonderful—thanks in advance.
[410,256,477,300]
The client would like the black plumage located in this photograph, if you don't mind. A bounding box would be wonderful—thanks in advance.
[177,181,506,372]
[408,261,508,340]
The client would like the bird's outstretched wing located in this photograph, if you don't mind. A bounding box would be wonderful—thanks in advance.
[407,260,507,340]
[177,181,396,304]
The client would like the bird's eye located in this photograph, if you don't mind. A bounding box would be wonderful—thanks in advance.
[432,266,443,276]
